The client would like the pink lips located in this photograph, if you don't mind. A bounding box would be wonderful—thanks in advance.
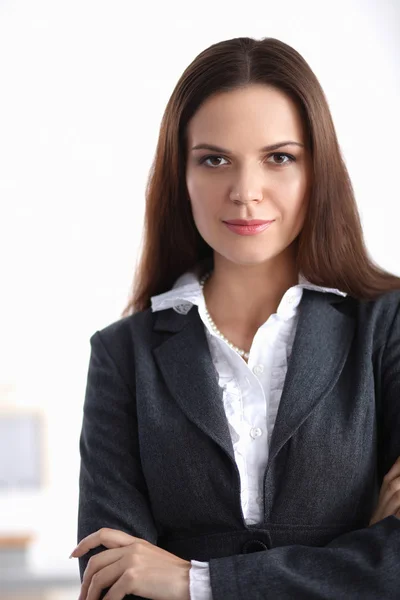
[223,220,275,236]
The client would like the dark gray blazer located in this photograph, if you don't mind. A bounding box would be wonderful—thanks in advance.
[77,287,400,599]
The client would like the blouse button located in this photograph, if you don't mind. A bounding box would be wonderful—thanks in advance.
[250,427,263,439]
[252,364,264,375]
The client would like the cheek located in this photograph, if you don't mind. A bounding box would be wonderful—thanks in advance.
[284,174,310,216]
[187,176,219,220]
[187,172,221,201]
[289,197,309,234]
[190,197,217,232]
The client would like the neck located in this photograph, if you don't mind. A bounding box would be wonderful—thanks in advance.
[202,250,299,332]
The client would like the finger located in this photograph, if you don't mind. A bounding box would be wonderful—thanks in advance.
[380,486,400,516]
[80,548,124,600]
[85,559,125,600]
[102,570,138,600]
[374,478,400,520]
[384,456,400,484]
[72,528,138,557]
[377,460,400,501]
[382,475,400,502]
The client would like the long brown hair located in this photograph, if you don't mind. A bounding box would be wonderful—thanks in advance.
[121,36,400,317]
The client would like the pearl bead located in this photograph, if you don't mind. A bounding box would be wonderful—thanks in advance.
[200,270,250,360]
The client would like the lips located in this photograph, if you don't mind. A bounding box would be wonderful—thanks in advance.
[223,220,275,236]
[223,219,275,225]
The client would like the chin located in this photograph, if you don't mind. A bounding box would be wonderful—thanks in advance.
[216,250,281,267]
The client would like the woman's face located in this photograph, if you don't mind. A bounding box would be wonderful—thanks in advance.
[185,84,312,267]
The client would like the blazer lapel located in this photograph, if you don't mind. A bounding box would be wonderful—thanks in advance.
[152,306,234,464]
[267,290,355,465]
[152,289,355,475]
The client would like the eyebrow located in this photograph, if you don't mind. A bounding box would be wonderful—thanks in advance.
[191,141,305,153]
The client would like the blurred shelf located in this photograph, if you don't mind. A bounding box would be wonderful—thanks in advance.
[0,568,80,590]
[2,586,81,600]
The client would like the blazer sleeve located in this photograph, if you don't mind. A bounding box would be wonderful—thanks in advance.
[207,301,400,600]
[77,330,158,600]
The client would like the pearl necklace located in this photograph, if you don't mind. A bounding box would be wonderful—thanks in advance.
[199,270,251,360]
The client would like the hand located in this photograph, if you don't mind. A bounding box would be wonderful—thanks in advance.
[70,527,191,600]
[369,456,400,526]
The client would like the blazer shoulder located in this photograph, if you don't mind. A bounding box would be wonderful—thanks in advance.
[92,307,152,342]
[89,307,155,369]
[355,288,400,349]
[367,288,400,319]
[377,288,400,336]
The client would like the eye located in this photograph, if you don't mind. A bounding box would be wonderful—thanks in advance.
[198,152,296,168]
[267,152,296,166]
[198,155,229,168]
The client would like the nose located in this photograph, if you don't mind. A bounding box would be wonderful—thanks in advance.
[231,192,263,205]
[229,164,264,204]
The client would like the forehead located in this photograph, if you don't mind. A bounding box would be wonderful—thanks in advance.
[186,84,306,148]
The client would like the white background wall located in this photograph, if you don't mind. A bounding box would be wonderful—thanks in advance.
[0,0,399,580]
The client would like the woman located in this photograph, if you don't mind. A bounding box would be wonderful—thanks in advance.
[73,37,400,599]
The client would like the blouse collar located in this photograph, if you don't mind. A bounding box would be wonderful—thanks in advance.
[151,266,347,316]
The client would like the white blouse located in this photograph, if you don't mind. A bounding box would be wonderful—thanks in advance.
[150,267,347,600]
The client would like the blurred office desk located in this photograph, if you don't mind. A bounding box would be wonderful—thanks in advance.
[0,568,81,600]
[0,532,81,598]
